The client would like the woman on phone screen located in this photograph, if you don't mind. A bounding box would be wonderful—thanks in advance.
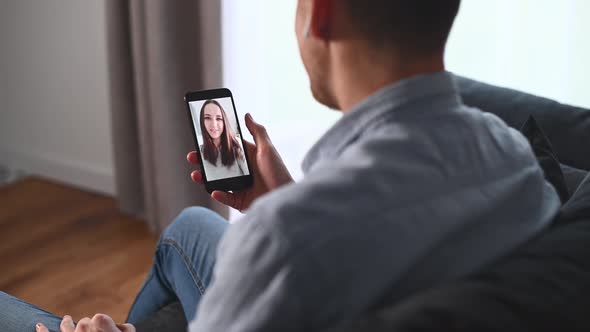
[199,99,248,181]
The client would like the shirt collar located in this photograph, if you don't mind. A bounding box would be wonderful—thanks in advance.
[301,71,462,173]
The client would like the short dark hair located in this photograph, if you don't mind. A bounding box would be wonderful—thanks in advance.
[343,0,461,54]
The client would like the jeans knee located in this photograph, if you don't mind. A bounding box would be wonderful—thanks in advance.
[161,207,227,246]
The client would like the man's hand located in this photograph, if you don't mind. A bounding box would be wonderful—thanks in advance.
[188,113,293,211]
[36,314,135,332]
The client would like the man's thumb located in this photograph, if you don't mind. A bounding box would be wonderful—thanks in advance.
[245,113,270,145]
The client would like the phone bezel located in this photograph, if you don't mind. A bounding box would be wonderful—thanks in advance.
[185,88,253,194]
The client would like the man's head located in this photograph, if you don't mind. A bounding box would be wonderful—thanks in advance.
[295,0,461,110]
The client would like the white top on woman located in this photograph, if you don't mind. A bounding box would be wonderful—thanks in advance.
[200,144,249,181]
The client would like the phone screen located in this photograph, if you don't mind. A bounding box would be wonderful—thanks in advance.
[188,96,251,183]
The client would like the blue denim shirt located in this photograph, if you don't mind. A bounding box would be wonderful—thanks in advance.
[190,72,560,332]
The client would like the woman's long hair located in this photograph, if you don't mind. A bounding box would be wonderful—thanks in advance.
[199,99,244,167]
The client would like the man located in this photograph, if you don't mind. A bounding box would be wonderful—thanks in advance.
[2,0,559,331]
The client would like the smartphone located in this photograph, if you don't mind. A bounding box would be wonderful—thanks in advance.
[185,88,253,193]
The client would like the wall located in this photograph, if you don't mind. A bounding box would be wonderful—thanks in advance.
[0,0,114,194]
[446,0,590,108]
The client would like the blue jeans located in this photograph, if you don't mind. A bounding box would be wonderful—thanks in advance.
[0,207,228,332]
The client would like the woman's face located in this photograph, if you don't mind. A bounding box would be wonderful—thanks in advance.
[203,103,224,140]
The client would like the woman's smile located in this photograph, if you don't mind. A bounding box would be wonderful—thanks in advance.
[203,103,225,140]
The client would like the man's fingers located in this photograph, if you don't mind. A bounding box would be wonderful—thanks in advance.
[245,113,270,146]
[187,151,201,165]
[243,140,256,154]
[74,317,90,332]
[211,191,239,210]
[91,313,118,331]
[191,170,203,183]
[188,151,203,184]
[37,314,127,332]
[57,315,75,332]
[243,140,255,149]
[35,323,50,332]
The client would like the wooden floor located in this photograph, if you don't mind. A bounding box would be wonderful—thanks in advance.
[0,177,157,323]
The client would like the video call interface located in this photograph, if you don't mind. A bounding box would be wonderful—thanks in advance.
[189,97,250,182]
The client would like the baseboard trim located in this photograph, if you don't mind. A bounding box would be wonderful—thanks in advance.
[0,148,115,195]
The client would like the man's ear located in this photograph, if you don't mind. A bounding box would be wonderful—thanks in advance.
[309,0,333,40]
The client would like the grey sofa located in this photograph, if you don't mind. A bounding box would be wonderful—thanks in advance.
[135,75,590,331]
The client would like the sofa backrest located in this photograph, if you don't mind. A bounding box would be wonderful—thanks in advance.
[456,75,590,171]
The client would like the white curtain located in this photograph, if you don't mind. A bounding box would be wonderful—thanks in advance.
[106,0,227,232]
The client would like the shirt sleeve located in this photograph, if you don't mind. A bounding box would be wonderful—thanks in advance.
[188,211,306,332]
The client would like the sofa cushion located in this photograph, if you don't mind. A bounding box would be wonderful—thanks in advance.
[328,173,590,332]
[456,75,590,171]
[561,173,590,222]
[561,164,588,197]
[520,116,570,203]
